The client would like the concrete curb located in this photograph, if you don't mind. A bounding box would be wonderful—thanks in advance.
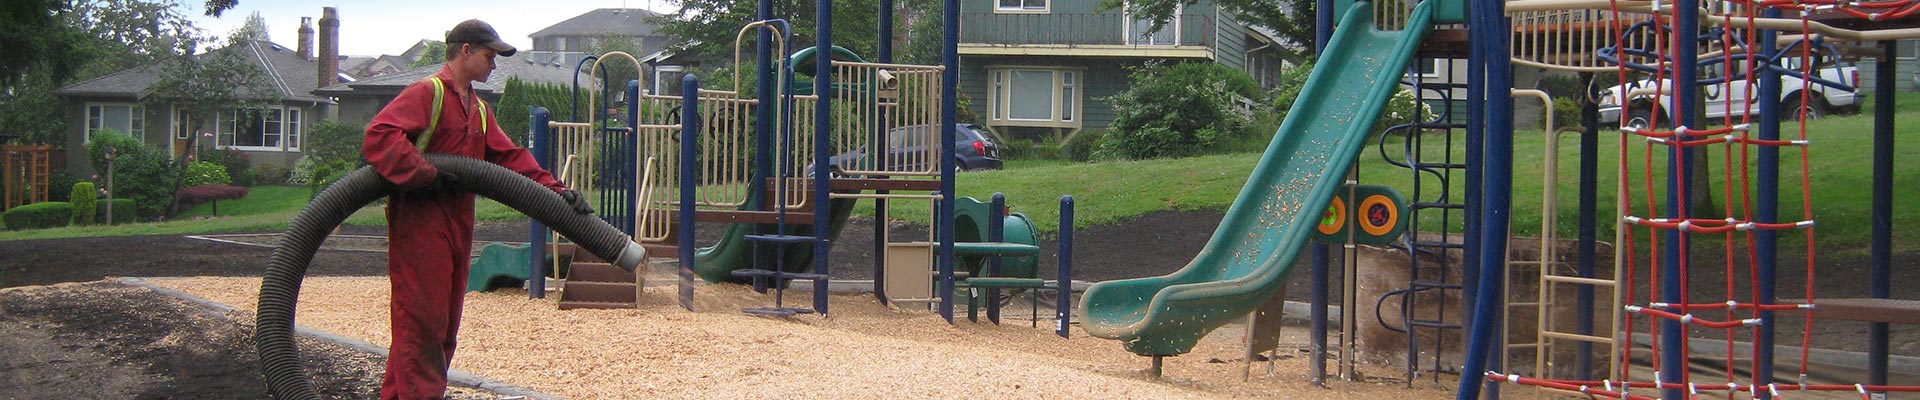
[119,277,563,400]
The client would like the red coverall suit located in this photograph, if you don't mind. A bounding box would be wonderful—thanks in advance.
[364,70,563,399]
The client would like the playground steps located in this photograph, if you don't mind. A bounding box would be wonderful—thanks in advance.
[557,248,642,310]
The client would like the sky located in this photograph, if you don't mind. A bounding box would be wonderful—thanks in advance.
[187,0,676,56]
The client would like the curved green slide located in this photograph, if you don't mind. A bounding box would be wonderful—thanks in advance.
[1078,0,1442,356]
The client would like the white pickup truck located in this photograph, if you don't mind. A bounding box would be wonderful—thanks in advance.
[1598,60,1860,128]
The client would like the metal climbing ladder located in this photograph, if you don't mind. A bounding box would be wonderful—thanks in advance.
[1377,56,1472,384]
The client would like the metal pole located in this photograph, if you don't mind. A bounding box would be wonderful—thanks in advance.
[937,0,959,323]
[1576,72,1600,381]
[1753,7,1783,397]
[1870,38,1896,396]
[874,0,895,305]
[531,108,552,299]
[813,0,835,316]
[755,0,778,302]
[625,81,642,235]
[680,75,700,312]
[1457,0,1510,396]
[988,192,1006,324]
[1661,0,1702,397]
[1310,0,1334,386]
[1057,195,1074,338]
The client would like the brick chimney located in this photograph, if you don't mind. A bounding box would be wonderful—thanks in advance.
[297,17,314,60]
[317,7,339,88]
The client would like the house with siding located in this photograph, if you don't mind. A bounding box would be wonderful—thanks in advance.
[522,8,676,75]
[958,0,1292,139]
[52,40,333,176]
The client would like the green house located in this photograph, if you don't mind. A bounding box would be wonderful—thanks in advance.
[958,0,1293,139]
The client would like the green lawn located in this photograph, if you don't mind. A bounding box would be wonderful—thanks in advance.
[7,92,1917,258]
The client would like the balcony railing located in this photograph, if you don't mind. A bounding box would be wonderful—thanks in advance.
[961,12,1214,48]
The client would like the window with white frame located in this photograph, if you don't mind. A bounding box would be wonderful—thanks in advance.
[987,67,1080,126]
[997,0,1047,13]
[1124,4,1180,46]
[654,65,686,96]
[173,108,193,140]
[218,106,301,151]
[85,103,144,143]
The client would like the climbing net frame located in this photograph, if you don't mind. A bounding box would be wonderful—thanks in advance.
[1486,0,1920,398]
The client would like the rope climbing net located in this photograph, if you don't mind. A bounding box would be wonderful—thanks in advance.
[1487,0,1920,398]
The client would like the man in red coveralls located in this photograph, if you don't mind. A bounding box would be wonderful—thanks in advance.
[363,19,593,399]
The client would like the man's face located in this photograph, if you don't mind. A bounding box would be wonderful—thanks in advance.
[455,44,499,83]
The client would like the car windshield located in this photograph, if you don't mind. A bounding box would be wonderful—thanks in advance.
[965,125,1000,145]
[887,126,936,148]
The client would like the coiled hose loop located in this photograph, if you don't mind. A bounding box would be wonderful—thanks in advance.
[257,154,644,399]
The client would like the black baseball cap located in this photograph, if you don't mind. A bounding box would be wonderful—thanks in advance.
[446,19,517,57]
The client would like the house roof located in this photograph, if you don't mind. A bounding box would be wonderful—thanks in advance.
[529,8,667,39]
[54,40,331,103]
[311,54,592,98]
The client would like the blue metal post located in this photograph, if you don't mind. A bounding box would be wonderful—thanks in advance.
[813,0,835,315]
[1057,195,1073,338]
[1662,0,1703,397]
[987,192,1006,324]
[1460,0,1487,356]
[1310,0,1334,385]
[625,81,642,235]
[680,75,700,312]
[875,0,895,305]
[531,107,552,299]
[1754,7,1783,397]
[1458,0,1511,396]
[755,0,778,301]
[1870,39,1896,394]
[1576,72,1600,381]
[937,0,959,323]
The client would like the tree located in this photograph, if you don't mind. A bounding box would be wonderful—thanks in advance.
[1103,0,1317,58]
[408,41,447,69]
[654,0,882,62]
[143,33,277,215]
[202,0,238,16]
[233,11,269,42]
[2,0,205,145]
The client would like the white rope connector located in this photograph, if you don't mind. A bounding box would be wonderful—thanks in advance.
[1690,382,1700,395]
[1799,303,1817,310]
[1605,380,1615,392]
[1679,313,1695,324]
[1647,136,1670,145]
[1509,374,1522,384]
[1797,220,1816,228]
[1579,385,1591,393]
[1724,134,1739,144]
[1626,305,1645,313]
[1858,383,1869,393]
[1742,318,1763,326]
[1677,220,1693,231]
[1768,383,1782,396]
[1732,123,1751,132]
[1737,222,1756,231]
[1624,216,1643,224]
[1791,139,1810,146]
[1655,371,1664,386]
[1726,300,1739,308]
[1651,302,1672,308]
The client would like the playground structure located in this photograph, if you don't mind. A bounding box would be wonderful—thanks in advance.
[500,0,1073,331]
[2,145,53,212]
[440,0,1920,395]
[1056,0,1920,397]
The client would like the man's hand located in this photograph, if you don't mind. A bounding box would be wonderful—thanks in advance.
[411,171,461,196]
[558,189,594,215]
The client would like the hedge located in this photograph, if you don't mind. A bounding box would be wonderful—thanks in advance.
[3,202,75,230]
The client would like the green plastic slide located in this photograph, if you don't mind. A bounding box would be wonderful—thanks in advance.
[1077,0,1440,356]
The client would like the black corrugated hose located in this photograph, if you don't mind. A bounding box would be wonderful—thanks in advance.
[256,154,644,399]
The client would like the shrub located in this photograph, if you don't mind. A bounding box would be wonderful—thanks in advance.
[183,161,232,186]
[96,198,134,225]
[1061,129,1106,162]
[47,171,82,202]
[88,132,177,221]
[287,156,317,185]
[1102,61,1265,160]
[70,182,97,226]
[86,129,143,173]
[2,201,73,230]
[198,148,253,187]
[305,120,365,169]
[253,163,289,185]
[175,184,248,207]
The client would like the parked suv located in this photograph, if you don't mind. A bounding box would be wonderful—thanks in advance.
[1599,59,1860,128]
[822,123,1004,173]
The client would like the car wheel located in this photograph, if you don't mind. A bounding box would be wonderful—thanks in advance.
[1782,97,1827,121]
[1624,107,1669,131]
[954,159,969,172]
